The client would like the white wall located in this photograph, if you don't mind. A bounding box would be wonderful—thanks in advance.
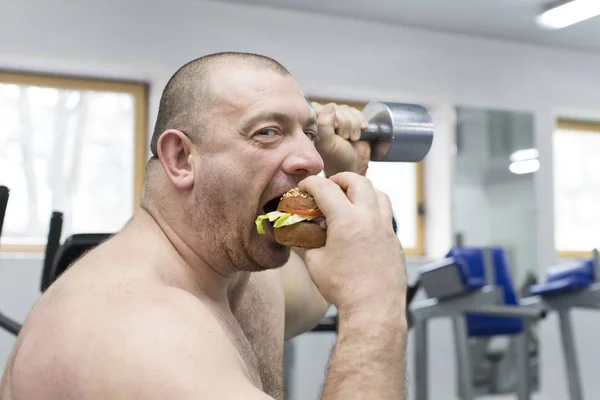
[2,0,600,399]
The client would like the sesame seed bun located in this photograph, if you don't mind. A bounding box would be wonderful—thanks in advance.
[277,188,321,214]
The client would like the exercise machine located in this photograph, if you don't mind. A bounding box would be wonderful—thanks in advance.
[0,186,22,336]
[410,247,546,400]
[527,250,600,400]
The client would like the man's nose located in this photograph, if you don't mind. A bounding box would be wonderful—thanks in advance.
[281,133,324,177]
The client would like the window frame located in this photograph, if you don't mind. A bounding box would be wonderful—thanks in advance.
[554,117,600,259]
[309,98,425,257]
[0,70,148,253]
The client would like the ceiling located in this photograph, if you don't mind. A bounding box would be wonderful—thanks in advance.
[218,0,600,53]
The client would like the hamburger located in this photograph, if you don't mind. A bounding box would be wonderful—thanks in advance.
[255,187,326,248]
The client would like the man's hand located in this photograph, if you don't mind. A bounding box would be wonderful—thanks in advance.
[311,102,371,177]
[298,172,406,313]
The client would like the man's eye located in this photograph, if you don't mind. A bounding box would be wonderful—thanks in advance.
[305,131,319,142]
[257,128,280,137]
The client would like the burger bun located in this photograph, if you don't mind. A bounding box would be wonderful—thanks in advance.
[274,221,326,249]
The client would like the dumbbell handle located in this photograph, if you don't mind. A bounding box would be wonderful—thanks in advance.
[360,123,394,141]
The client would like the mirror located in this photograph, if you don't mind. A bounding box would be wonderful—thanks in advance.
[452,106,540,396]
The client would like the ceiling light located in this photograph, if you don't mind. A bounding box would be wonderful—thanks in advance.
[509,159,540,175]
[536,0,600,30]
[510,148,539,163]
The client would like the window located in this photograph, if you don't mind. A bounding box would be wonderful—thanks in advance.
[367,160,424,256]
[553,119,600,258]
[309,98,425,256]
[0,71,148,252]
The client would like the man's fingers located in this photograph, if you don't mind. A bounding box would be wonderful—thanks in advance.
[348,107,364,142]
[335,105,352,140]
[315,102,367,142]
[360,110,369,130]
[298,175,351,220]
[326,172,378,207]
[315,103,337,145]
[376,189,395,231]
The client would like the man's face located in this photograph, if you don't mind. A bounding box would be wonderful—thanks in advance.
[188,65,324,272]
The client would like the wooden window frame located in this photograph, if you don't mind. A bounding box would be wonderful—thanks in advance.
[554,118,600,259]
[309,98,425,257]
[0,70,148,253]
[410,161,425,257]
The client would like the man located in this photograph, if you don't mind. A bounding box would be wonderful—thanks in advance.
[0,52,408,399]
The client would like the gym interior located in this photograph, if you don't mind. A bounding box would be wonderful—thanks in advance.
[1,1,599,399]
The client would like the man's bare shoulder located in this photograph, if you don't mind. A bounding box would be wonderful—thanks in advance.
[12,272,271,400]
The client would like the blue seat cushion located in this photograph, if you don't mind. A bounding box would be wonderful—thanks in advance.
[447,247,524,337]
[529,259,594,296]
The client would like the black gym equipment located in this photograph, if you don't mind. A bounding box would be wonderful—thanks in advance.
[0,187,7,247]
[40,211,64,293]
[0,186,23,336]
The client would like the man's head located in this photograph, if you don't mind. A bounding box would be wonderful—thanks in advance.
[142,52,324,273]
[149,52,292,157]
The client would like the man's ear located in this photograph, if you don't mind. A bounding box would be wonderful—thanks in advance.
[156,129,195,191]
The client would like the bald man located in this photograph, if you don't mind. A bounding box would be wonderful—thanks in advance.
[0,52,408,400]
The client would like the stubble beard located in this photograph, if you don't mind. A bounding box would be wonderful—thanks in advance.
[188,190,291,273]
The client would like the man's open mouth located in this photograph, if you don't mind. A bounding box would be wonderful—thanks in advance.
[262,196,281,215]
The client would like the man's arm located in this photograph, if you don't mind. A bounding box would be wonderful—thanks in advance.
[322,305,408,399]
[282,248,330,339]
[281,102,371,340]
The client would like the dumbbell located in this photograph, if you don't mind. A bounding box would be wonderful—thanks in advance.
[307,99,434,162]
[360,101,434,162]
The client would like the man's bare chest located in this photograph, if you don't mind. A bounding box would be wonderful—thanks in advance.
[231,270,286,399]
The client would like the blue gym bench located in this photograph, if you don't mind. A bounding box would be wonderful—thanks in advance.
[410,246,600,400]
[527,249,600,400]
[409,247,546,400]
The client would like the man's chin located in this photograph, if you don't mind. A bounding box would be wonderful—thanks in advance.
[260,241,291,270]
[240,238,291,272]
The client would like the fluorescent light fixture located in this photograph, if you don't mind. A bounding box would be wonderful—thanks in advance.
[536,0,600,30]
[510,148,539,163]
[509,159,540,175]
